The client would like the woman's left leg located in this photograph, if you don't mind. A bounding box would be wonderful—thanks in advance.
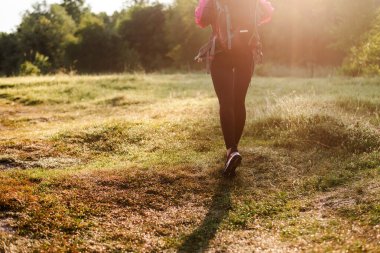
[233,53,254,148]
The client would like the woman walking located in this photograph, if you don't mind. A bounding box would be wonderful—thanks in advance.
[195,0,273,177]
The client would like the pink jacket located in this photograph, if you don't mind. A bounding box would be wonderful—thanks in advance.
[195,0,209,28]
[195,0,274,28]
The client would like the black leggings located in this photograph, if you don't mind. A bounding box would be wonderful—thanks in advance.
[211,49,254,152]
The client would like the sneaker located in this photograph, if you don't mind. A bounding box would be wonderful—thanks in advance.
[223,152,242,177]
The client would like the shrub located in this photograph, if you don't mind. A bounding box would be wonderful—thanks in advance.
[34,52,51,74]
[342,10,380,76]
[19,61,41,76]
[248,114,380,153]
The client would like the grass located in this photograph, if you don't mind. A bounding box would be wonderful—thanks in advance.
[0,73,379,252]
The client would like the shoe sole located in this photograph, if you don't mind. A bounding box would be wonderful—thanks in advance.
[223,155,242,177]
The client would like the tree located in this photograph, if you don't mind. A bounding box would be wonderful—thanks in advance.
[118,4,169,71]
[255,0,380,69]
[0,33,22,76]
[342,9,380,76]
[60,0,86,24]
[67,12,138,73]
[329,0,380,53]
[165,0,210,69]
[17,2,76,70]
[124,0,149,8]
[2,0,379,75]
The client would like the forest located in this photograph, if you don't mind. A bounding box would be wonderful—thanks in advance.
[0,0,380,76]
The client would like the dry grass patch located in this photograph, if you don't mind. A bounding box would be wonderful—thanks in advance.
[1,74,380,252]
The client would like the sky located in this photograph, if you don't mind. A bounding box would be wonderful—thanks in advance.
[0,0,173,33]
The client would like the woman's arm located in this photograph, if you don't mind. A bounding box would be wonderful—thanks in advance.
[195,0,214,28]
[259,0,274,26]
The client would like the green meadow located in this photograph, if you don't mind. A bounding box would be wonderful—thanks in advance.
[0,74,379,252]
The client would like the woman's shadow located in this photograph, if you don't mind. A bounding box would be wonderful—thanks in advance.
[178,177,234,252]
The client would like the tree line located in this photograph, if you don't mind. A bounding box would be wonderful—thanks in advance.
[0,0,379,76]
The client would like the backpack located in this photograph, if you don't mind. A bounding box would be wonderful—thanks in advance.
[195,0,263,71]
[214,0,259,51]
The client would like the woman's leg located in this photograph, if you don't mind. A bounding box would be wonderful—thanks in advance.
[233,53,254,147]
[210,52,237,153]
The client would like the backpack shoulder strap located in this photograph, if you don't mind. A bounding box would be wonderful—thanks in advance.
[214,0,232,50]
[249,0,263,63]
[224,4,232,50]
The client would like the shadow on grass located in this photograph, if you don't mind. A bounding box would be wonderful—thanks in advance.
[178,178,233,252]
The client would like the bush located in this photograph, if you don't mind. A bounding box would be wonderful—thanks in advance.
[19,61,41,76]
[251,114,380,153]
[342,10,380,76]
[34,52,51,74]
